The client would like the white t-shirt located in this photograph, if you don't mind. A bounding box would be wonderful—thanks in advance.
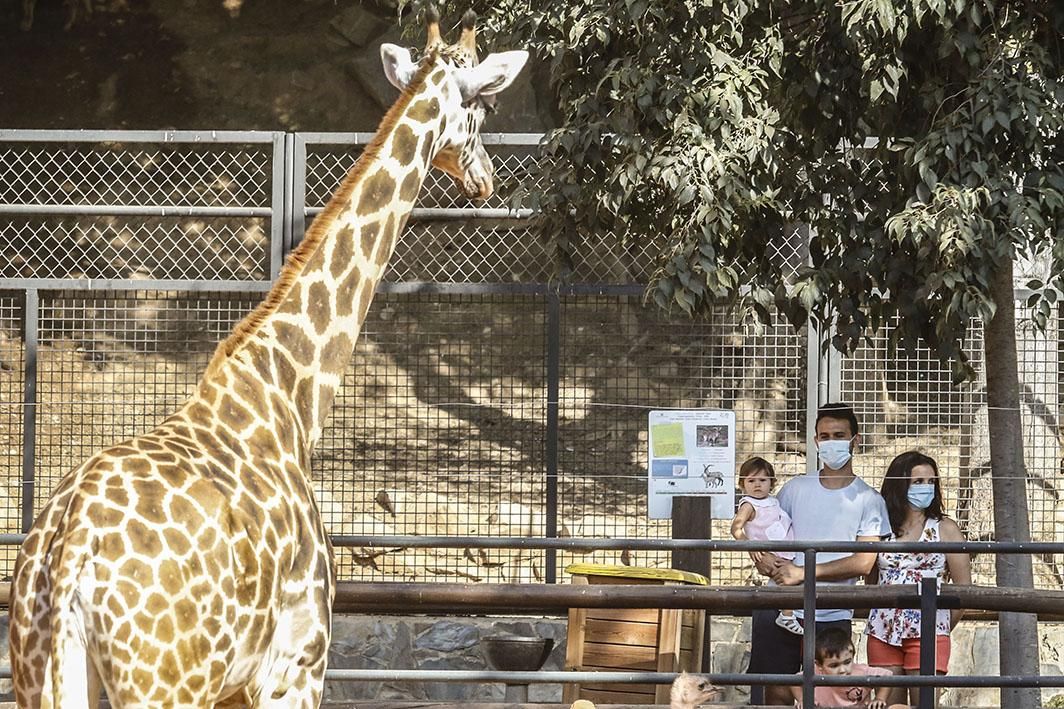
[776,472,891,622]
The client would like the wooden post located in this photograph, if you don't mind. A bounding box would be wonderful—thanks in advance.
[671,496,713,672]
[670,496,712,575]
[562,575,589,703]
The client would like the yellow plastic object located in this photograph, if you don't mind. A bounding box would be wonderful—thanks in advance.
[564,563,708,586]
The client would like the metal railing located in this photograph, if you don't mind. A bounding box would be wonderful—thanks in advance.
[0,536,1060,707]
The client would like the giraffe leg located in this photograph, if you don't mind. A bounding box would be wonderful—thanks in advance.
[11,559,53,708]
[246,601,330,709]
[248,661,325,709]
[87,662,104,708]
[49,594,102,708]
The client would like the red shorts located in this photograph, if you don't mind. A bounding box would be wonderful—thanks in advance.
[867,634,950,674]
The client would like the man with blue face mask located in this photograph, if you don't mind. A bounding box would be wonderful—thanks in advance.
[746,403,891,705]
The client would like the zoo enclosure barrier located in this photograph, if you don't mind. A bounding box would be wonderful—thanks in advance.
[0,129,1062,587]
[0,535,1060,707]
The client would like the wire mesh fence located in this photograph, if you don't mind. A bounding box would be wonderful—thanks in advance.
[552,297,808,584]
[0,217,271,281]
[317,292,549,583]
[0,131,1061,592]
[0,142,272,209]
[838,311,1064,588]
[0,294,24,575]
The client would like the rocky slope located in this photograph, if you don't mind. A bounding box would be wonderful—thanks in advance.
[0,0,548,133]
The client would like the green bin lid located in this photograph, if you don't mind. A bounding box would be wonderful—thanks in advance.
[564,563,708,585]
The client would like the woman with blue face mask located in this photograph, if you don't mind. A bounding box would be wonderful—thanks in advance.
[865,451,973,707]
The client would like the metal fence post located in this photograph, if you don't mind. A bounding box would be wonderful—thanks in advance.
[802,548,817,709]
[544,288,560,583]
[270,132,287,280]
[290,133,308,251]
[805,322,822,474]
[918,576,938,709]
[20,288,38,533]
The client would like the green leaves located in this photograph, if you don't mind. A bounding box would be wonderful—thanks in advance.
[487,0,1061,380]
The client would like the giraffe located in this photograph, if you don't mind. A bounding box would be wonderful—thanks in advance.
[9,9,527,708]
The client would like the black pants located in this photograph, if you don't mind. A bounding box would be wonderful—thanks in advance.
[746,609,852,705]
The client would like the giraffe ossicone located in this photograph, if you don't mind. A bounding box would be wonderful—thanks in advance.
[9,8,526,707]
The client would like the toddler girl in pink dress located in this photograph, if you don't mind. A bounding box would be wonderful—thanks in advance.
[730,456,802,634]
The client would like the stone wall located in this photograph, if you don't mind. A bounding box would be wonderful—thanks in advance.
[323,614,1064,707]
[0,613,1060,704]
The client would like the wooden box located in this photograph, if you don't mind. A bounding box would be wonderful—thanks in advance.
[562,564,707,705]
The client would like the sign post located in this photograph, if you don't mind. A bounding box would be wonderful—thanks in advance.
[649,409,736,674]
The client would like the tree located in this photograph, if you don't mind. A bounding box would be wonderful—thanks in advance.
[459,0,1062,703]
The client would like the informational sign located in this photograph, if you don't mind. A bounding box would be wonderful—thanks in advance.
[647,409,736,519]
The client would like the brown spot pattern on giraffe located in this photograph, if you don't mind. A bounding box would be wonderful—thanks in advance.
[421,130,436,163]
[391,124,420,165]
[321,332,353,373]
[356,169,397,216]
[330,226,355,279]
[307,281,332,335]
[294,377,316,432]
[231,367,271,419]
[273,321,315,367]
[273,349,297,393]
[358,219,381,263]
[400,170,422,202]
[408,96,441,123]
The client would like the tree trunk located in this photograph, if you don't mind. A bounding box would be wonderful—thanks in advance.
[983,256,1041,707]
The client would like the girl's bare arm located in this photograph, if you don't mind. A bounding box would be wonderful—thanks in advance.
[730,502,755,540]
[940,517,972,628]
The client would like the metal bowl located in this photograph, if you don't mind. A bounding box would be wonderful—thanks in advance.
[480,635,555,671]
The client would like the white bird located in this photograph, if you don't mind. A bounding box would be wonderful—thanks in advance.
[670,672,721,709]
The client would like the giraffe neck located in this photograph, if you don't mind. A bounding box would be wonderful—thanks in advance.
[198,63,446,454]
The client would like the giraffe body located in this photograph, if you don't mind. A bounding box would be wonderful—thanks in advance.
[13,399,334,707]
[10,10,526,707]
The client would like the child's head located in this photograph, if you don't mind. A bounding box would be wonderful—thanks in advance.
[738,457,775,499]
[814,627,856,675]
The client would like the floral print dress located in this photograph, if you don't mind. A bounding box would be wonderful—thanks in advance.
[866,517,952,645]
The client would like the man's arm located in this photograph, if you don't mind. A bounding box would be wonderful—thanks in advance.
[754,551,785,577]
[771,535,880,585]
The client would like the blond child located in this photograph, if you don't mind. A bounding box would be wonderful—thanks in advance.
[730,456,802,634]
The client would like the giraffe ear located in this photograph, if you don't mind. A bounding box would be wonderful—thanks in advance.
[454,50,529,102]
[381,43,417,90]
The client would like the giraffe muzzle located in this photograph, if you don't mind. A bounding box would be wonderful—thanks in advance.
[463,174,493,202]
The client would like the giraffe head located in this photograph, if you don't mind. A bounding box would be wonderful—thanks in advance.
[380,6,528,201]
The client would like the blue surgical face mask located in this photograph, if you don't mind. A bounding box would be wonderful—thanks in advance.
[817,437,854,471]
[907,483,936,510]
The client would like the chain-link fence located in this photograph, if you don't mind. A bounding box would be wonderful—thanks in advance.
[0,130,1061,589]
